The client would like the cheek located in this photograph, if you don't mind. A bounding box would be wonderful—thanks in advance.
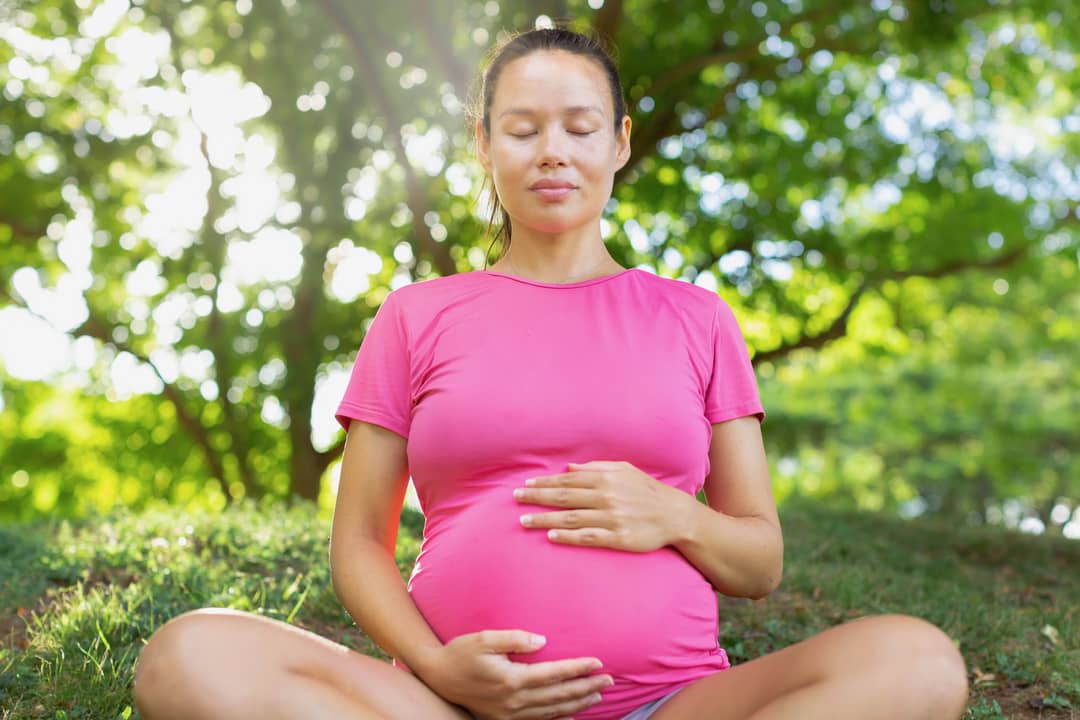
[578,145,616,174]
[489,147,530,181]
[491,137,530,160]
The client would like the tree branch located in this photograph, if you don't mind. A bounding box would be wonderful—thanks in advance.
[197,130,260,501]
[881,243,1028,280]
[643,0,849,101]
[0,282,233,498]
[754,281,870,363]
[619,27,866,186]
[313,0,456,277]
[408,0,472,97]
[0,217,45,241]
[752,244,1032,363]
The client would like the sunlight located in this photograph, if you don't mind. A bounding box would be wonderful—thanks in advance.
[311,371,349,452]
[0,307,71,380]
[226,228,304,286]
[1,42,292,402]
[1,6,1076,534]
[329,242,383,304]
[403,124,448,177]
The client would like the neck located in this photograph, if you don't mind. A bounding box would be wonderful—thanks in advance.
[494,226,622,284]
[506,251,618,284]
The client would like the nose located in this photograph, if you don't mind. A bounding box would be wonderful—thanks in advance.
[536,128,570,168]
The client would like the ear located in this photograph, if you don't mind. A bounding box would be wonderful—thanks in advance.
[475,118,491,174]
[614,114,632,171]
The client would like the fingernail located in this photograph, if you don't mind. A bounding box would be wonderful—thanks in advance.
[530,634,546,645]
[588,693,602,703]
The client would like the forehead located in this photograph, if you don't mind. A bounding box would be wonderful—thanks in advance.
[493,50,611,117]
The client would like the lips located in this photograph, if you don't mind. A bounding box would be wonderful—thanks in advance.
[530,180,576,190]
[530,180,577,201]
[531,187,575,201]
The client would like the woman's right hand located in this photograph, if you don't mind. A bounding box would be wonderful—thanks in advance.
[420,630,615,720]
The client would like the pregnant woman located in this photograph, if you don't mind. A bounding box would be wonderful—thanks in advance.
[132,25,969,720]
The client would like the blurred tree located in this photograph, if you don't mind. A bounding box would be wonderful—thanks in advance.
[0,0,1076,526]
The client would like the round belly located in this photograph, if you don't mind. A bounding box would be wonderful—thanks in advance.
[406,488,722,677]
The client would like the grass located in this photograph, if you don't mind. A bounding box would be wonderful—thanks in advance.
[0,494,1076,719]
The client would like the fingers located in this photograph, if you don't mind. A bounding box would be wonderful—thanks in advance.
[463,633,617,719]
[476,629,549,654]
[544,527,618,546]
[513,656,605,687]
[509,673,614,720]
[514,486,600,507]
[521,670,614,698]
[519,508,609,530]
[514,690,605,719]
[498,652,614,719]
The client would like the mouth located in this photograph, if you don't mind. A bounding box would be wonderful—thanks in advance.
[530,186,576,201]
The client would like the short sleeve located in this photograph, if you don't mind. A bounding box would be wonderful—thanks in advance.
[334,291,413,438]
[704,296,766,425]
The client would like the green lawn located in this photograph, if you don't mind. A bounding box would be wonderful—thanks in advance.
[1,495,1076,719]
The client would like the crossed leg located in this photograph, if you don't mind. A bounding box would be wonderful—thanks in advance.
[134,608,968,720]
[650,613,969,720]
[133,607,472,720]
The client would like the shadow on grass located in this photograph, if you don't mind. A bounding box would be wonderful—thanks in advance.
[0,519,84,651]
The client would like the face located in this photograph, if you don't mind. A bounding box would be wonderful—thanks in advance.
[476,50,631,235]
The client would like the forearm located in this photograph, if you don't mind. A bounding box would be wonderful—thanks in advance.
[668,493,783,599]
[330,538,445,681]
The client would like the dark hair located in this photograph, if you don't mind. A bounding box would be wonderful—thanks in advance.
[466,26,628,267]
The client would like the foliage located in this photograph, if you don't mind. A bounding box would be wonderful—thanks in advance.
[0,1,1077,525]
[761,252,1080,527]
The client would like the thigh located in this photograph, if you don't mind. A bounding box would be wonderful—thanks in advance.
[134,607,471,720]
[649,613,967,720]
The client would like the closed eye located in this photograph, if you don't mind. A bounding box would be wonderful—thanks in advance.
[510,131,596,138]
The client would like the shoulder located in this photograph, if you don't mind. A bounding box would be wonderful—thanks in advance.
[383,271,481,308]
[378,272,491,332]
[630,269,725,316]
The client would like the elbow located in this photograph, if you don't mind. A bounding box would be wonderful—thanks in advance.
[328,534,383,591]
[747,572,781,601]
[751,570,782,600]
[750,550,784,601]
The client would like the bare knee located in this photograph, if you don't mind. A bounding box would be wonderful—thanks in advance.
[133,607,241,717]
[851,614,969,713]
[895,615,969,712]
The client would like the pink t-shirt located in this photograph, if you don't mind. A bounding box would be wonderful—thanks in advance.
[334,267,765,718]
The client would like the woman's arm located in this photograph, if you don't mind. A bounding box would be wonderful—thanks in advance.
[328,420,444,679]
[668,415,783,600]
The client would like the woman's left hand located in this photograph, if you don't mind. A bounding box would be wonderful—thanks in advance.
[512,461,691,553]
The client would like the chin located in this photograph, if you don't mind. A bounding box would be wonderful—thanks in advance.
[516,210,601,235]
[527,220,576,233]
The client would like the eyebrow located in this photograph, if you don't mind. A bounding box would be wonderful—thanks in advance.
[497,105,605,119]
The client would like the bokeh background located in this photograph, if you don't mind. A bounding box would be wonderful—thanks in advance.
[1,0,1078,536]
